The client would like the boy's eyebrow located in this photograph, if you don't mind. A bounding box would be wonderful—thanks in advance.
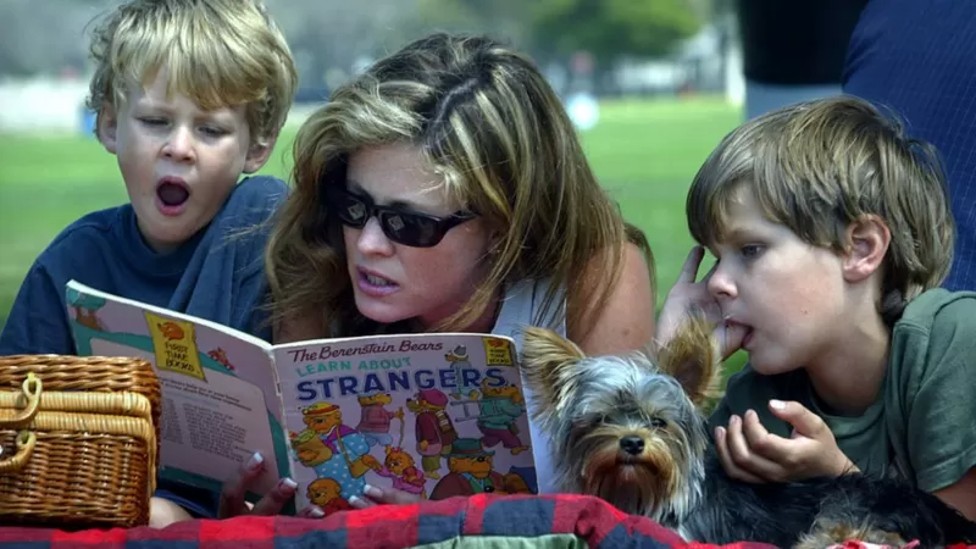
[720,226,762,243]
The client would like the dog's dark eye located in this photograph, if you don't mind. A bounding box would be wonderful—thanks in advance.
[650,417,667,429]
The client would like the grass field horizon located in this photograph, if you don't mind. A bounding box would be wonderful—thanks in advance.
[0,96,743,353]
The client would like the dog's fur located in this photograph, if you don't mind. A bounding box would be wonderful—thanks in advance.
[521,320,976,548]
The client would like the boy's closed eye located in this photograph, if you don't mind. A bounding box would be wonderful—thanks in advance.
[198,125,229,137]
[137,116,167,127]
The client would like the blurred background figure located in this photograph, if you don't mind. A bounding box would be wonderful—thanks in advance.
[844,0,976,291]
[737,0,868,120]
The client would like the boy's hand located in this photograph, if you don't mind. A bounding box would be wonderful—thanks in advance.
[714,400,858,483]
[657,246,746,359]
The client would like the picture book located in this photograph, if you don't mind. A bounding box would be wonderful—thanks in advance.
[65,279,539,512]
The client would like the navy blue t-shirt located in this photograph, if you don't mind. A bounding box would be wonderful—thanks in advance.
[843,0,976,290]
[0,175,289,516]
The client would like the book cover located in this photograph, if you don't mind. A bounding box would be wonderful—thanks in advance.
[275,334,538,511]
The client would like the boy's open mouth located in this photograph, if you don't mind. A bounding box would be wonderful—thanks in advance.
[157,179,190,207]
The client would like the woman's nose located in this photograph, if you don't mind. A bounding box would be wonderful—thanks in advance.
[355,216,394,256]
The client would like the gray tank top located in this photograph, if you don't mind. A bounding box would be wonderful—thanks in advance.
[491,279,566,494]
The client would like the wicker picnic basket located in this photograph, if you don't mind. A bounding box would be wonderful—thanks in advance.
[0,355,160,528]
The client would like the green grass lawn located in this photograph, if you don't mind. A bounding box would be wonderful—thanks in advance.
[0,97,742,369]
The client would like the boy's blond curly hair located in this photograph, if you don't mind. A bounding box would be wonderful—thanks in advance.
[86,0,297,141]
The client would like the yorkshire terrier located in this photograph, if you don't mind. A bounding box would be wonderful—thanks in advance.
[520,320,976,548]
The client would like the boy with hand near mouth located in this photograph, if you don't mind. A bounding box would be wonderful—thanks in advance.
[0,0,298,524]
[657,96,976,521]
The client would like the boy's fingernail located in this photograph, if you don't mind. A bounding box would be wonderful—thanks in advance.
[280,477,298,490]
[245,452,264,471]
[363,484,383,499]
[769,399,786,410]
[348,495,366,508]
[308,505,325,518]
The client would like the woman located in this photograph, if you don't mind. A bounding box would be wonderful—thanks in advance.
[227,32,655,516]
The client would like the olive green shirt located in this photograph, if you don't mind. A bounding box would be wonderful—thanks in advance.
[709,288,976,492]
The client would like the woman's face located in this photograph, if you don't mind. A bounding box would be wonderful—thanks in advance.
[339,142,493,329]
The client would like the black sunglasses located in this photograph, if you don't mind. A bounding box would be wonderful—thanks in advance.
[325,185,476,248]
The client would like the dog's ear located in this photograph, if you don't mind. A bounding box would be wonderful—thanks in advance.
[520,326,585,415]
[656,317,722,406]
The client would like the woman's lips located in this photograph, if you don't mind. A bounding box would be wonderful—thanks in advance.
[356,268,400,297]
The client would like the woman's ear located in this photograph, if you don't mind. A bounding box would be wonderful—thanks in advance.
[842,215,891,283]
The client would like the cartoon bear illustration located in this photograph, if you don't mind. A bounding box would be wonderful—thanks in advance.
[429,438,529,499]
[375,445,427,499]
[291,402,381,500]
[306,477,354,516]
[157,321,185,340]
[356,391,403,447]
[207,347,236,372]
[470,378,529,455]
[73,306,105,331]
[290,429,334,467]
[406,388,457,479]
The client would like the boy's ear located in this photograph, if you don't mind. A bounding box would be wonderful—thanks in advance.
[842,215,891,283]
[97,103,119,154]
[243,134,277,173]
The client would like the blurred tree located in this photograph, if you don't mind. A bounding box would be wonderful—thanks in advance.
[411,0,701,94]
[411,0,530,46]
[265,0,424,97]
[530,0,701,67]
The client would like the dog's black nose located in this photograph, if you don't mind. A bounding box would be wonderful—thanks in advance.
[620,435,644,455]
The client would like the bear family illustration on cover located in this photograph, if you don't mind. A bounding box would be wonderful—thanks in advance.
[283,339,538,512]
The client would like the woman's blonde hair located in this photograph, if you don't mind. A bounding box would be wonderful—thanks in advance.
[687,95,954,324]
[86,0,297,141]
[267,32,651,338]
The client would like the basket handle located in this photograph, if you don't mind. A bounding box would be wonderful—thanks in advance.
[0,431,37,474]
[0,373,42,427]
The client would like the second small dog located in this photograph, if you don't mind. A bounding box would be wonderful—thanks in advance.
[520,320,976,548]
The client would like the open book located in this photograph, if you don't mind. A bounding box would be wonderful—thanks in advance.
[65,280,538,512]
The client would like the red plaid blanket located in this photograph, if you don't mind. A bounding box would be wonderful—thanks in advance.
[0,494,775,548]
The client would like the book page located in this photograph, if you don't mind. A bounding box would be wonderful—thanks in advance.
[66,280,288,495]
[273,333,538,513]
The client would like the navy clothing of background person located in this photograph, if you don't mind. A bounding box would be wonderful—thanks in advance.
[844,0,976,290]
